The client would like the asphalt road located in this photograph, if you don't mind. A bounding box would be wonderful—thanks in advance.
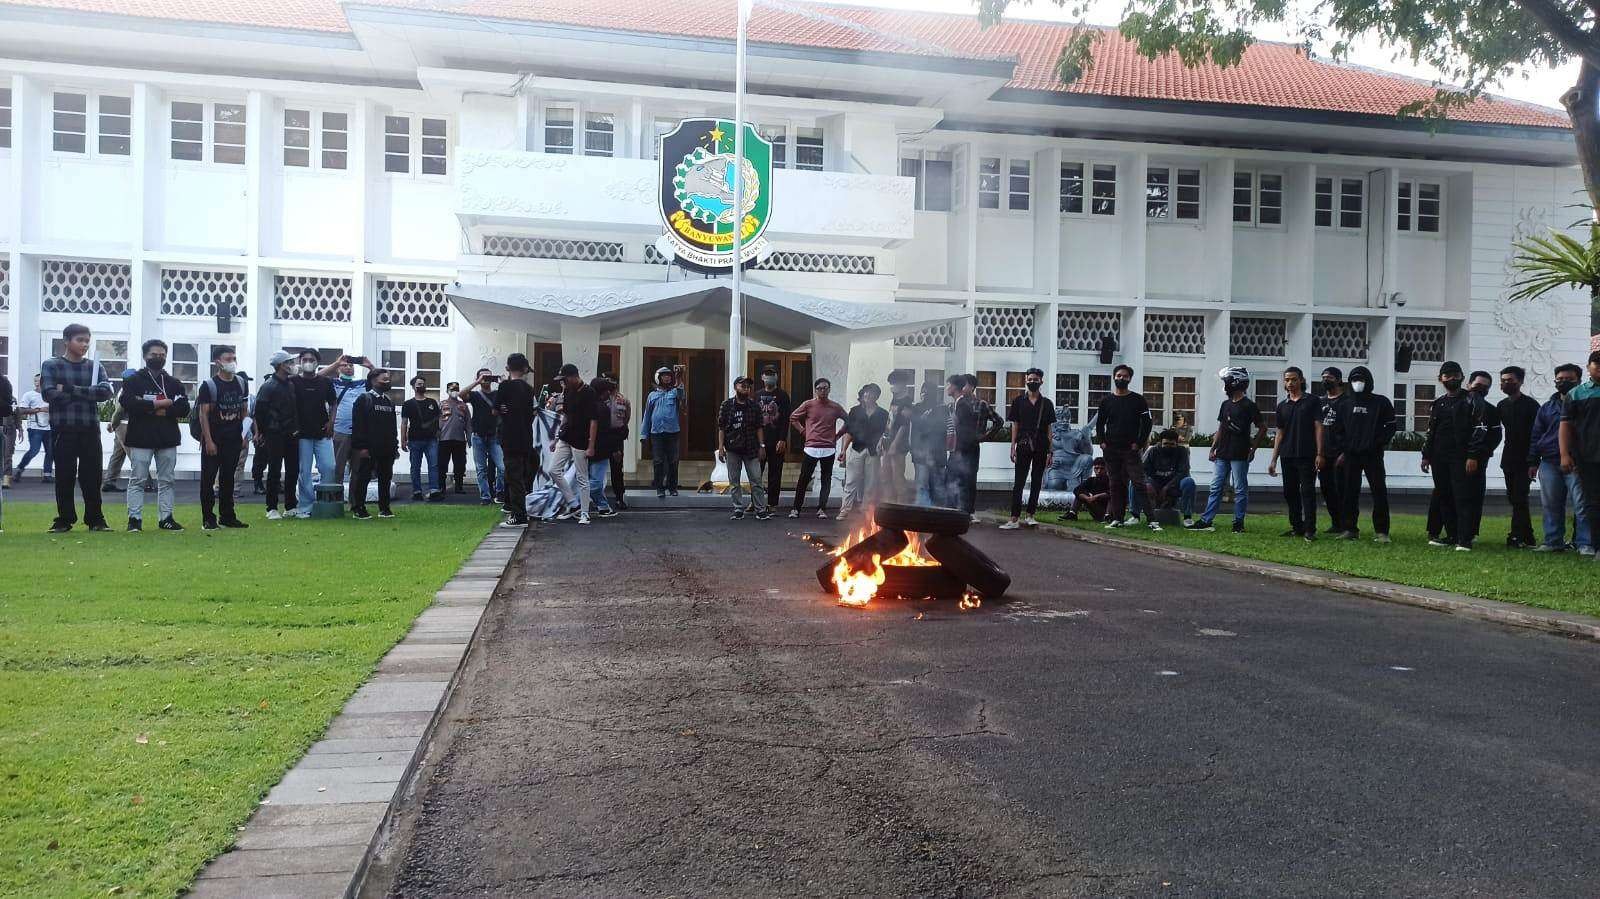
[371,511,1600,898]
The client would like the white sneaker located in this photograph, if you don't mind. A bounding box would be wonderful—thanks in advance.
[787,509,799,519]
[265,509,282,520]
[1123,516,1139,527]
[1148,521,1163,532]
[294,510,311,520]
[1023,516,1038,527]
[836,511,850,521]
[1183,517,1194,527]
[970,515,981,524]
[578,513,591,525]
[1104,520,1124,529]
[998,520,1021,530]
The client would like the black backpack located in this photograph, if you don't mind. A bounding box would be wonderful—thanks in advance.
[189,375,248,441]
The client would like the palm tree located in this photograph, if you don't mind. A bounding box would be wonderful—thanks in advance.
[1507,224,1600,333]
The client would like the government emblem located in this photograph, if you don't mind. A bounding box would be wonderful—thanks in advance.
[658,118,772,273]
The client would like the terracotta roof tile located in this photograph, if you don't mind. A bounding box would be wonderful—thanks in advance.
[7,0,1571,129]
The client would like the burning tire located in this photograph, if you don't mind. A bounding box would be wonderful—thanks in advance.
[873,502,970,537]
[926,534,1011,599]
[878,563,966,600]
[816,527,909,593]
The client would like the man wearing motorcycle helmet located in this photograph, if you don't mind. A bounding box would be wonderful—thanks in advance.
[1187,366,1264,534]
[642,365,685,497]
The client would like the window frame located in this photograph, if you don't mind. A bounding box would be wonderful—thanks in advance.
[1232,168,1285,229]
[900,148,954,212]
[978,155,1031,214]
[380,348,446,406]
[383,111,450,179]
[535,101,619,159]
[1139,372,1199,430]
[1396,178,1444,236]
[282,106,351,172]
[1315,175,1366,231]
[168,98,247,166]
[582,110,615,158]
[1393,380,1437,433]
[1146,165,1203,223]
[0,86,11,151]
[50,90,131,158]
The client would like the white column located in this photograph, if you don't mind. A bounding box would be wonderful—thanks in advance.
[1370,314,1397,388]
[127,83,157,357]
[241,266,273,377]
[1286,163,1316,307]
[1286,311,1314,371]
[1121,151,1149,301]
[1032,146,1061,296]
[349,101,376,359]
[1206,156,1236,303]
[1122,306,1146,382]
[811,329,852,396]
[7,75,42,385]
[558,318,601,380]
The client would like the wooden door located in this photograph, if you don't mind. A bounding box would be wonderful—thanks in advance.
[642,347,726,461]
[748,351,811,460]
[534,342,621,388]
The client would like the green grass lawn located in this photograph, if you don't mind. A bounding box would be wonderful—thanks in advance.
[0,501,495,898]
[1033,508,1600,618]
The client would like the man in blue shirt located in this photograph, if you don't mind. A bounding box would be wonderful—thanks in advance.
[329,355,373,484]
[641,365,685,498]
[1531,363,1589,554]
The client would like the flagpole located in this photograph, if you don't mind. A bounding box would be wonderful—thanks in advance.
[728,0,751,392]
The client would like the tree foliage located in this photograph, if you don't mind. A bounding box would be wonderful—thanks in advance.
[1507,223,1600,301]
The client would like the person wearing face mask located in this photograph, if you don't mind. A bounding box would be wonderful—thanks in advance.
[1315,367,1347,535]
[254,352,302,519]
[194,346,250,530]
[289,350,342,519]
[1495,366,1540,549]
[838,383,889,519]
[1000,368,1056,530]
[1559,351,1600,560]
[1187,367,1264,534]
[1095,364,1159,530]
[329,355,374,485]
[401,375,444,502]
[1323,365,1397,542]
[350,369,400,520]
[1266,367,1320,542]
[788,378,847,519]
[1530,364,1590,554]
[755,367,793,509]
[949,374,1004,521]
[1422,362,1502,550]
[117,339,192,531]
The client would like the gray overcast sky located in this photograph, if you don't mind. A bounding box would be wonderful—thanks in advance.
[848,0,1576,110]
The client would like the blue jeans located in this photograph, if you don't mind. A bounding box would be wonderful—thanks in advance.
[914,461,941,506]
[19,429,52,475]
[471,433,503,501]
[409,437,440,493]
[296,436,336,510]
[1201,458,1250,524]
[1537,460,1592,549]
[1134,476,1196,517]
[588,457,611,512]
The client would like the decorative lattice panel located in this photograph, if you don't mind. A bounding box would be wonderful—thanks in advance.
[1229,316,1286,357]
[274,275,353,323]
[974,305,1036,349]
[0,261,9,312]
[376,280,451,328]
[41,260,132,316]
[895,322,955,349]
[160,268,246,318]
[1057,309,1121,352]
[1312,318,1369,360]
[483,235,626,262]
[1144,313,1206,355]
[1396,323,1447,362]
[643,244,670,265]
[755,252,876,275]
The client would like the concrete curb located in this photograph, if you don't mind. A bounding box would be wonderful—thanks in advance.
[993,515,1600,643]
[186,527,525,899]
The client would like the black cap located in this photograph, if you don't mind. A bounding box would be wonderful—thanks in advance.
[1320,366,1343,382]
[1439,361,1464,378]
[762,366,778,375]
[559,363,580,377]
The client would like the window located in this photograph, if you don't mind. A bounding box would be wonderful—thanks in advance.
[1233,170,1282,226]
[419,117,447,175]
[171,343,201,394]
[650,117,676,159]
[583,112,614,157]
[543,105,574,154]
[1144,376,1166,427]
[1064,161,1118,216]
[976,371,997,406]
[978,157,1001,209]
[1140,374,1198,429]
[381,349,443,405]
[384,115,410,172]
[1316,177,1364,229]
[795,127,824,171]
[283,109,348,169]
[1171,376,1197,430]
[1004,371,1029,406]
[759,124,786,168]
[321,112,348,170]
[52,92,87,153]
[1394,382,1436,432]
[1146,166,1201,220]
[97,95,131,155]
[901,150,953,212]
[1254,379,1280,430]
[54,338,130,393]
[1086,373,1112,416]
[1055,372,1080,423]
[1007,159,1031,211]
[0,87,10,149]
[1061,162,1084,214]
[1091,163,1117,215]
[0,336,8,382]
[284,108,312,167]
[170,101,204,161]
[1397,180,1442,233]
[385,115,447,175]
[213,103,245,164]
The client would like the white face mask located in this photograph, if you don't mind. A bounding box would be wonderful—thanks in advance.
[220,362,238,375]
[1351,381,1369,394]
[298,362,317,375]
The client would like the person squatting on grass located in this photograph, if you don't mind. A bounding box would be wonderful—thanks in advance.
[1095,364,1159,531]
[1423,362,1503,551]
[1267,366,1321,542]
[1560,350,1600,561]
[1187,367,1264,534]
[1073,457,1112,522]
[1000,368,1055,530]
[1138,429,1196,525]
[350,369,399,520]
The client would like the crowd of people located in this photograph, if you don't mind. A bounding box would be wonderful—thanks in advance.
[2,322,1598,556]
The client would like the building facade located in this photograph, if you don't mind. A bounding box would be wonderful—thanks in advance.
[0,0,1590,476]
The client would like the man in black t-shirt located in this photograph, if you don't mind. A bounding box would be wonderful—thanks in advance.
[755,367,793,509]
[197,346,251,530]
[495,355,539,527]
[1000,367,1056,529]
[460,368,503,505]
[1188,367,1264,533]
[547,363,600,524]
[1266,366,1320,540]
[1095,364,1159,529]
[402,376,444,502]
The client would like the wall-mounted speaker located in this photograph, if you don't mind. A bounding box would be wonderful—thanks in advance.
[1396,344,1413,373]
[1098,334,1117,365]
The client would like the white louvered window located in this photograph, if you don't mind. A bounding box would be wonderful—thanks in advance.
[384,115,411,173]
[171,343,201,395]
[160,268,247,319]
[384,114,447,176]
[284,109,350,170]
[1008,159,1031,211]
[41,260,133,316]
[974,306,1036,349]
[543,105,575,155]
[759,124,786,168]
[795,127,824,171]
[1144,313,1206,355]
[213,103,246,164]
[1229,316,1287,358]
[1061,161,1117,216]
[901,149,953,212]
[1312,318,1369,360]
[274,275,353,323]
[978,157,1001,209]
[376,280,451,329]
[97,95,131,156]
[48,338,131,392]
[380,349,443,405]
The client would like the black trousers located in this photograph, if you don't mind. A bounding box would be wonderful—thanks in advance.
[1010,446,1049,518]
[1429,456,1484,546]
[1281,457,1318,535]
[201,440,242,522]
[1319,461,1345,531]
[352,453,396,514]
[261,432,300,511]
[609,448,627,503]
[950,445,981,514]
[764,437,786,509]
[50,428,105,527]
[502,449,532,521]
[252,440,268,483]
[1338,450,1390,536]
[1502,464,1537,545]
[1104,443,1154,523]
[1578,462,1600,551]
[439,439,468,489]
[792,453,834,511]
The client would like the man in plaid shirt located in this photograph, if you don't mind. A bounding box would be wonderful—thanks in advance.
[41,323,114,532]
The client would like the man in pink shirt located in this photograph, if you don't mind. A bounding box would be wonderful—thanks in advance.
[787,378,847,519]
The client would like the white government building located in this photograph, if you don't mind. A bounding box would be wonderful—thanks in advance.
[0,0,1591,482]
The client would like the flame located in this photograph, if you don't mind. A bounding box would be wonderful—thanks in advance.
[958,589,982,611]
[832,554,885,606]
[883,531,940,567]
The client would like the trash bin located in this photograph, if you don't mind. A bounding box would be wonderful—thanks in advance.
[311,483,344,519]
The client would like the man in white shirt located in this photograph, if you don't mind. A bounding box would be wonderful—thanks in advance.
[16,374,53,483]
